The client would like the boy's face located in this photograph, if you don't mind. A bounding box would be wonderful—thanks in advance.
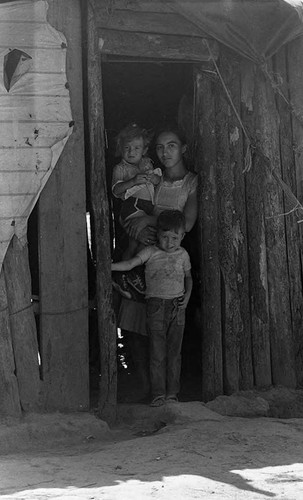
[158,228,184,253]
[122,137,146,165]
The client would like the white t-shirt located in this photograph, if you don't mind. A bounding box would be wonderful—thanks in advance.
[137,245,191,299]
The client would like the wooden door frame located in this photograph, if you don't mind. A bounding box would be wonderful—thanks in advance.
[85,0,117,424]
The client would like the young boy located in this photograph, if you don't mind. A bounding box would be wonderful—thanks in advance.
[112,210,193,407]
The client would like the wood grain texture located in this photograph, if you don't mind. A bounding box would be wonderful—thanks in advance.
[87,0,117,424]
[99,29,219,62]
[38,0,89,410]
[0,267,21,416]
[222,52,253,391]
[241,61,272,388]
[253,64,295,387]
[96,6,202,36]
[194,67,223,401]
[4,236,40,411]
[279,43,303,386]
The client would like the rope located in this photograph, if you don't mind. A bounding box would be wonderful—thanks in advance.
[203,39,253,173]
[0,303,89,317]
[261,64,303,129]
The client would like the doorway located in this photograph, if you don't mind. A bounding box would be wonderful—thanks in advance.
[91,59,202,403]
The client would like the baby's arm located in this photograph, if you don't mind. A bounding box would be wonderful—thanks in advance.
[113,174,149,198]
[112,255,142,272]
[178,269,193,309]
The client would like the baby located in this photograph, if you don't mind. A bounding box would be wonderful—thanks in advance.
[112,123,162,260]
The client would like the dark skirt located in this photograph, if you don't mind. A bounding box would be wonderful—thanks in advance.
[118,297,147,336]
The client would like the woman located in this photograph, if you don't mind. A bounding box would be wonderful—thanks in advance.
[125,126,197,245]
[117,125,198,402]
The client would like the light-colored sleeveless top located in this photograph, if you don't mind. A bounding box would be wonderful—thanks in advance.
[153,171,198,215]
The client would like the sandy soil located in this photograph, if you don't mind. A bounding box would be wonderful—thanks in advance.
[0,398,303,500]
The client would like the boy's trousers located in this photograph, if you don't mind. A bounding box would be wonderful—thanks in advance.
[146,297,185,398]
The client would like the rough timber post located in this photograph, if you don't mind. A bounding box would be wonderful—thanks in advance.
[38,0,89,410]
[253,63,295,387]
[85,0,117,423]
[194,67,223,401]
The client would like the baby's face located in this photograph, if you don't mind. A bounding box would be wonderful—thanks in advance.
[158,228,184,253]
[122,137,145,165]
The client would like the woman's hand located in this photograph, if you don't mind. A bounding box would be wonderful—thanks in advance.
[124,216,150,239]
[124,215,156,240]
[134,173,149,185]
[137,226,157,246]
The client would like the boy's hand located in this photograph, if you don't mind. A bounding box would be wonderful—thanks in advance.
[178,293,190,309]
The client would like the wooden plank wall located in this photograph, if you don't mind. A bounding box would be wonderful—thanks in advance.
[195,44,303,401]
[38,0,89,410]
[96,0,219,62]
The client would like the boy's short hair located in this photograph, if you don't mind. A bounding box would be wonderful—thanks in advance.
[115,123,153,157]
[157,210,186,233]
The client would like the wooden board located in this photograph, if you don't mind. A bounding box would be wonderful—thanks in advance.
[223,52,253,391]
[96,5,203,36]
[3,236,40,411]
[87,0,117,424]
[214,53,242,395]
[99,29,218,62]
[38,0,89,411]
[240,60,272,388]
[96,0,174,13]
[0,95,70,122]
[1,122,69,148]
[194,67,223,401]
[284,40,303,386]
[0,267,21,416]
[253,64,295,387]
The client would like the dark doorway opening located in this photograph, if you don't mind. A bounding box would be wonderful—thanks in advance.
[90,59,202,404]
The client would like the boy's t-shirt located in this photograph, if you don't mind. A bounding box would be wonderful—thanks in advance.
[137,245,191,299]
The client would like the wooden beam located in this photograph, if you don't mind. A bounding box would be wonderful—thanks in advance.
[0,267,21,416]
[221,53,253,392]
[4,236,41,411]
[280,42,303,386]
[253,64,295,388]
[99,29,219,61]
[96,5,202,36]
[87,0,117,424]
[39,0,89,410]
[194,67,223,402]
[241,61,272,388]
[214,54,245,395]
[96,0,174,14]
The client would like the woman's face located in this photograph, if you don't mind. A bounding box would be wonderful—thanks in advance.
[155,132,186,170]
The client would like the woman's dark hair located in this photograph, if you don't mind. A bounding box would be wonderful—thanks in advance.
[115,123,153,157]
[154,122,187,145]
[157,210,186,233]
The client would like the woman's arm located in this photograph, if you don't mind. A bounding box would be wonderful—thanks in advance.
[183,190,198,232]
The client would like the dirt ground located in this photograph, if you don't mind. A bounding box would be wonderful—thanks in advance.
[1,388,303,500]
